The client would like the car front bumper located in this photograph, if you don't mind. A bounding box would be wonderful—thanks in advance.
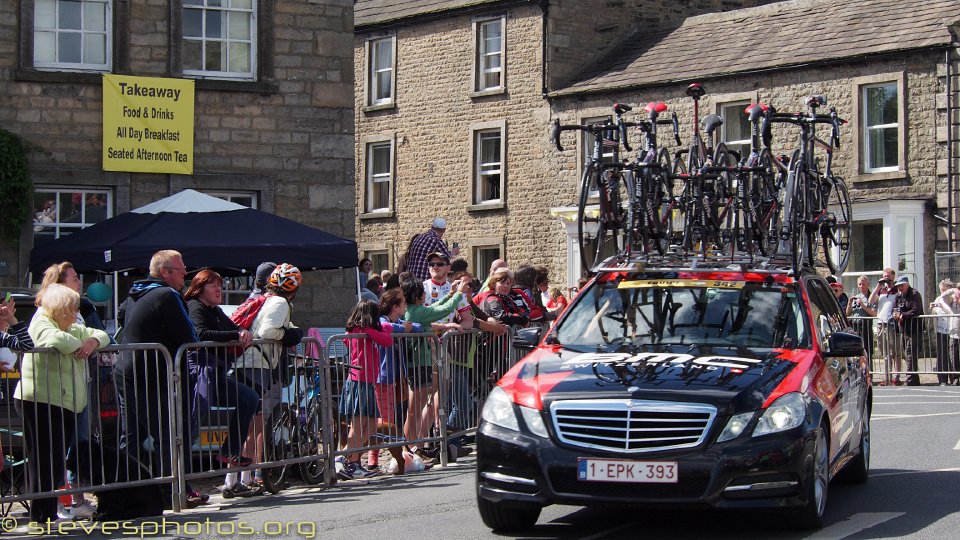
[476,420,817,511]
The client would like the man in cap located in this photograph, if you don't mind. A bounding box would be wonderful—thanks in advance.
[870,267,901,385]
[407,218,459,281]
[249,262,277,299]
[893,275,924,386]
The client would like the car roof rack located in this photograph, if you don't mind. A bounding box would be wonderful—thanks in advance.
[591,251,798,276]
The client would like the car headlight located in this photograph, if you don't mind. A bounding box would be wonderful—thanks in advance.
[481,386,519,431]
[520,406,549,438]
[716,412,754,442]
[753,392,807,436]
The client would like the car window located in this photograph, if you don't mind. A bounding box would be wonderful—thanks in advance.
[806,279,843,346]
[555,277,809,352]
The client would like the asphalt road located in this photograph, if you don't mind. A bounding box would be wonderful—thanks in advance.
[5,386,959,539]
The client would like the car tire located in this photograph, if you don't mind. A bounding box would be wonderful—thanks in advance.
[840,404,870,484]
[477,495,541,532]
[792,425,829,530]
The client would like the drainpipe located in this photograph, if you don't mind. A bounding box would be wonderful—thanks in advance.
[540,0,549,98]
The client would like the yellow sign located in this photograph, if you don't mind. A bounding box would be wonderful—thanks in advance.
[102,74,195,174]
[618,279,746,289]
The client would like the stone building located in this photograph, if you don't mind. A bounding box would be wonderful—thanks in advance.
[355,0,960,302]
[0,0,356,326]
[353,0,774,284]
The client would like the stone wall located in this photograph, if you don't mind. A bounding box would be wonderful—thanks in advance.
[355,4,571,284]
[0,0,357,327]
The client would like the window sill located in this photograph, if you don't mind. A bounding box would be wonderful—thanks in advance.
[851,170,906,183]
[363,102,396,113]
[470,87,506,99]
[15,69,104,85]
[193,79,279,94]
[359,210,395,220]
[467,201,505,212]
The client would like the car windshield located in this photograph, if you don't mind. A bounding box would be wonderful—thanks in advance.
[555,276,809,352]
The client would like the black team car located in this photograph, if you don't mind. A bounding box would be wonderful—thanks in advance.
[476,262,871,531]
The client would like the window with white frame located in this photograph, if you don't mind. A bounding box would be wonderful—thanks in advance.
[365,250,389,275]
[862,82,898,172]
[206,190,258,208]
[33,188,112,246]
[582,115,616,195]
[474,17,504,92]
[474,246,501,282]
[182,0,256,80]
[719,101,751,160]
[365,140,393,213]
[367,36,395,106]
[33,0,112,71]
[474,128,503,204]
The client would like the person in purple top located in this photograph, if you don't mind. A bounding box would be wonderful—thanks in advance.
[406,218,460,281]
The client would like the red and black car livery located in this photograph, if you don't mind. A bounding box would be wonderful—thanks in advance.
[476,266,871,532]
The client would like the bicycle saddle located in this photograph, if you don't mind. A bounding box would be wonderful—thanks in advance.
[685,83,706,99]
[613,103,632,115]
[745,102,769,122]
[804,95,827,108]
[644,101,668,113]
[702,113,723,135]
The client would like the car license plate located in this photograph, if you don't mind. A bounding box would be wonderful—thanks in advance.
[577,458,678,483]
[200,430,228,446]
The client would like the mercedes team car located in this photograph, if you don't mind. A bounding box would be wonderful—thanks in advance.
[476,264,871,531]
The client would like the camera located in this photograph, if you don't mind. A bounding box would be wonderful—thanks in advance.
[879,279,890,285]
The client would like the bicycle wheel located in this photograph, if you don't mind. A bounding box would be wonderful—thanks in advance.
[711,144,738,254]
[577,164,626,272]
[752,149,778,256]
[261,404,293,494]
[820,176,852,274]
[298,398,326,485]
[674,152,699,252]
[655,148,678,253]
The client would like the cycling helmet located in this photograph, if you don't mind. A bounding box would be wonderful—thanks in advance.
[268,263,302,293]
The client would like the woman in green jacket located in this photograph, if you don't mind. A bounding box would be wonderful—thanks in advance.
[400,277,469,451]
[15,283,109,524]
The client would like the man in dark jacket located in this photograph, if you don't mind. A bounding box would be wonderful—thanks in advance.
[114,249,201,507]
[893,275,924,386]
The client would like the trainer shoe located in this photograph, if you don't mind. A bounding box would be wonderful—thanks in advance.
[335,457,354,481]
[348,461,381,478]
[58,500,96,520]
[221,483,260,499]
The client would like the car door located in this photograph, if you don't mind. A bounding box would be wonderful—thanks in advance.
[805,278,859,455]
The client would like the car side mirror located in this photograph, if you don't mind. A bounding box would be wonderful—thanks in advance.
[513,327,543,350]
[824,331,865,357]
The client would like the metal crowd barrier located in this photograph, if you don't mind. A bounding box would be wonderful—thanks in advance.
[173,337,337,500]
[0,343,179,513]
[850,313,960,385]
[0,325,531,517]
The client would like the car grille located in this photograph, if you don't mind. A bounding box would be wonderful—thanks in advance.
[550,399,717,453]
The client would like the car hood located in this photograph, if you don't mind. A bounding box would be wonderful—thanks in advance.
[501,345,804,414]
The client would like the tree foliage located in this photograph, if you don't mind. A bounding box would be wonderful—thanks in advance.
[0,129,32,245]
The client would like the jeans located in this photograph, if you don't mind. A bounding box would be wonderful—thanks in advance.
[203,369,260,457]
[446,363,473,432]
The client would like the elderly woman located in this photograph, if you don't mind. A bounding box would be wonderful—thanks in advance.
[183,269,261,497]
[15,284,109,524]
[931,279,960,386]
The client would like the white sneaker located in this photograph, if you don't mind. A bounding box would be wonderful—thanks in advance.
[57,500,96,520]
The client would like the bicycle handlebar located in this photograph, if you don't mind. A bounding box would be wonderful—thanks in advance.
[551,118,617,152]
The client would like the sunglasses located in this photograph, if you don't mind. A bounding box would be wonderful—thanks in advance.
[428,262,448,267]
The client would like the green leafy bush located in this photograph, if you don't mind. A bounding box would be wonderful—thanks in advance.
[0,129,32,245]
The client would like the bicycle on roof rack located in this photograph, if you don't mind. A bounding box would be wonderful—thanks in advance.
[766,95,852,274]
[671,83,740,256]
[551,108,630,272]
[617,101,682,257]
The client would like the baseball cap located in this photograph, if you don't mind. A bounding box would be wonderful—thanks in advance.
[254,262,278,286]
[427,251,450,264]
[894,275,909,286]
[432,217,447,229]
